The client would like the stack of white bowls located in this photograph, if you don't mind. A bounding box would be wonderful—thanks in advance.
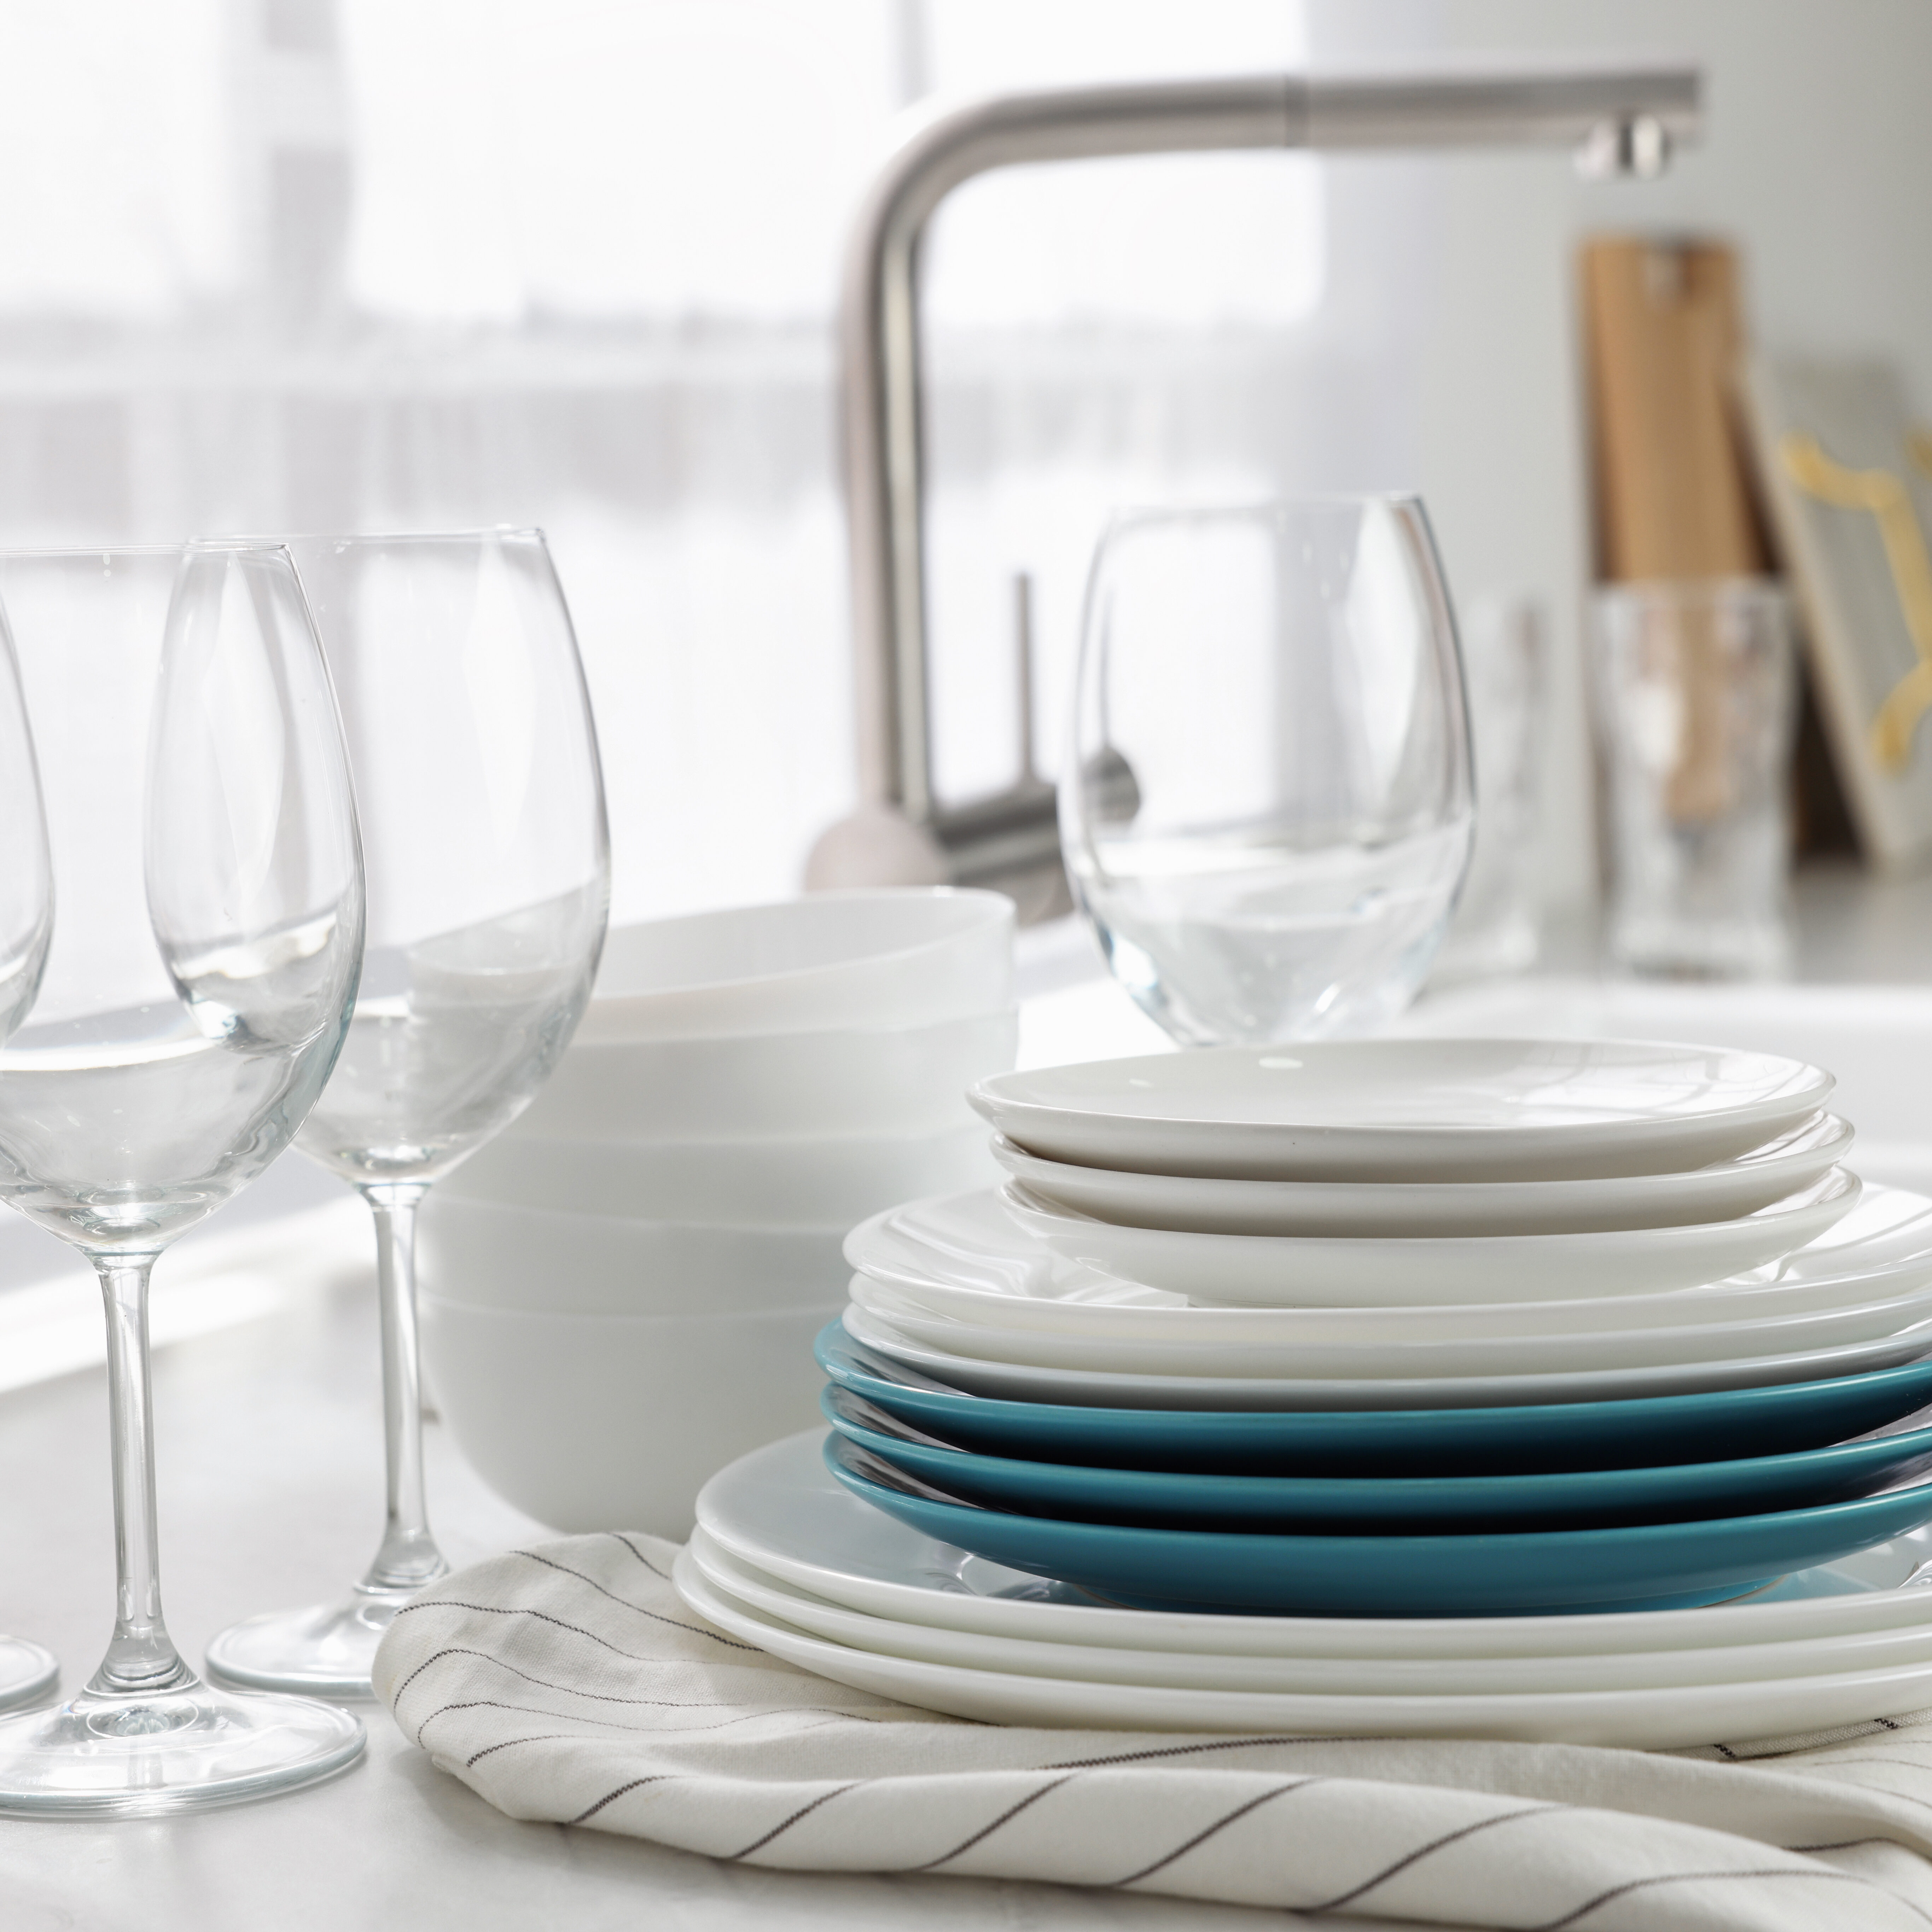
[418,888,1017,1537]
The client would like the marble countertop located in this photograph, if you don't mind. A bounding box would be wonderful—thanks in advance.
[7,859,1930,1930]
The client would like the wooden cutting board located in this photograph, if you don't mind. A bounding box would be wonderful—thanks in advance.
[1579,236,1861,846]
[1580,236,1769,582]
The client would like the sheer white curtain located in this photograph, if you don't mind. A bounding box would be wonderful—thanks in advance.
[0,0,1441,927]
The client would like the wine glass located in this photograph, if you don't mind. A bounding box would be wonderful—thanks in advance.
[0,598,61,1716]
[1060,499,1475,1045]
[205,529,609,1700]
[0,544,365,1814]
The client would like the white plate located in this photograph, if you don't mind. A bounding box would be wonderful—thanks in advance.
[971,1039,1834,1182]
[991,1113,1855,1237]
[689,1528,1932,1698]
[848,1186,1932,1341]
[1003,1169,1862,1308]
[840,1301,1932,1410]
[845,1272,1932,1381]
[695,1432,1932,1658]
[674,1550,1932,1748]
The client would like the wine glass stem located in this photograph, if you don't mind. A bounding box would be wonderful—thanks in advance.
[359,1183,448,1595]
[89,1257,192,1698]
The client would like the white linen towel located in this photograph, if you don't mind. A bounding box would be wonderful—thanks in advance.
[374,1531,1932,1929]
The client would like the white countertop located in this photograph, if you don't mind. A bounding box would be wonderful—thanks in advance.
[8,860,1932,1930]
[0,1210,1414,1931]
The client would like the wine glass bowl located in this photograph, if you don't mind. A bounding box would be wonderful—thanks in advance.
[294,880,606,1185]
[1060,499,1475,1047]
[0,544,365,1814]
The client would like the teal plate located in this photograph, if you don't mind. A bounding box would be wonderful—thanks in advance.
[822,1384,1932,1532]
[823,1432,1932,1617]
[815,1322,1932,1477]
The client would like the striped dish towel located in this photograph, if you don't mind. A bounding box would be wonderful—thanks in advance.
[374,1531,1932,1930]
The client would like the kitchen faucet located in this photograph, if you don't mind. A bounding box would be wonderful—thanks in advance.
[805,61,1703,920]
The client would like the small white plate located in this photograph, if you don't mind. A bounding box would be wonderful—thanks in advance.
[688,1527,1932,1699]
[1003,1169,1862,1308]
[840,1300,1932,1410]
[990,1113,1855,1237]
[971,1039,1834,1182]
[845,1271,1932,1381]
[847,1186,1932,1342]
[694,1432,1932,1659]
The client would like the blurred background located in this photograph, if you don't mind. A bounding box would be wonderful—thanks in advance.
[0,0,1925,935]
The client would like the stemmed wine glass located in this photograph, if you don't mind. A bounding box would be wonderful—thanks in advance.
[0,545,365,1813]
[0,600,62,1716]
[205,530,609,1700]
[1061,499,1475,1045]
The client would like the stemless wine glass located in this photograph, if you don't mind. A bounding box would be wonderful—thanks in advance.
[205,529,609,1700]
[0,545,365,1814]
[1061,499,1475,1045]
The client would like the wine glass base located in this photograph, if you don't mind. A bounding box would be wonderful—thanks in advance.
[0,1681,363,1817]
[0,1636,59,1713]
[204,1587,420,1701]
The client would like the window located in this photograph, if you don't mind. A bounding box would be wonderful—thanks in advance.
[0,0,1323,921]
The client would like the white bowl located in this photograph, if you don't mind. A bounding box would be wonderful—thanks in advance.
[441,1122,997,1226]
[418,1193,849,1314]
[420,1296,838,1538]
[576,890,1014,1043]
[506,1008,1018,1142]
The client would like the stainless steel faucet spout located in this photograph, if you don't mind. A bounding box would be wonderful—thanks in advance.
[807,60,1702,917]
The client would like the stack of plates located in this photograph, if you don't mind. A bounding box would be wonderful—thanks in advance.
[416,888,1017,1537]
[675,1038,1932,1745]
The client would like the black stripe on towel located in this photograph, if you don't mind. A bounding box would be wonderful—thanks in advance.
[1534,1867,1930,1931]
[913,1775,1076,1870]
[1114,1779,1320,1886]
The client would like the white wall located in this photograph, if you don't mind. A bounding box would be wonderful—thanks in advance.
[1321,0,1932,909]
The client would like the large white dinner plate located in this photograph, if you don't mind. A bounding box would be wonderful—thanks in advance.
[847,1186,1932,1342]
[970,1039,1835,1183]
[845,1272,1932,1381]
[688,1528,1932,1699]
[675,1549,1932,1747]
[676,1552,1932,1748]
[840,1301,1932,1410]
[1002,1170,1861,1308]
[991,1113,1855,1238]
[695,1432,1932,1659]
